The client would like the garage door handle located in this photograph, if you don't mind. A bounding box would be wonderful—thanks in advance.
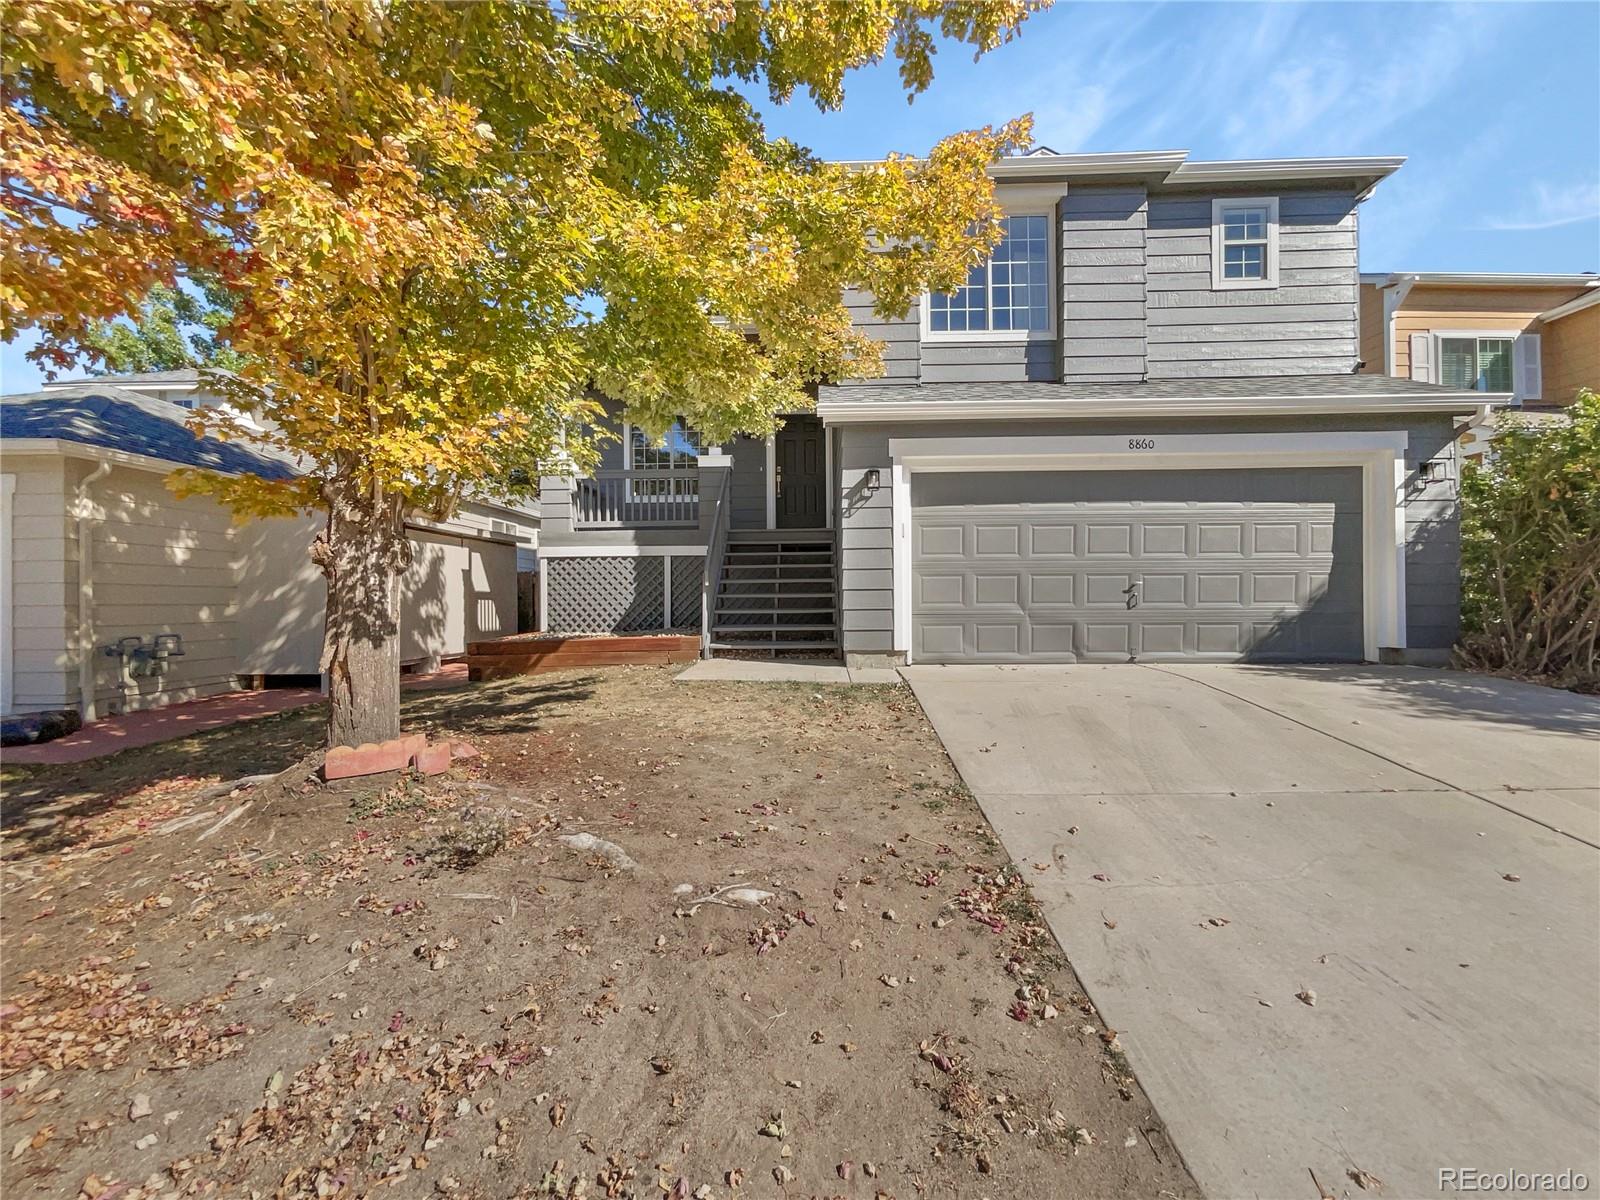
[1123,580,1140,609]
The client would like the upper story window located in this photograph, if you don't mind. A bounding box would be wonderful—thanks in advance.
[1211,197,1280,290]
[926,214,1053,338]
[1410,329,1541,401]
[1438,335,1514,392]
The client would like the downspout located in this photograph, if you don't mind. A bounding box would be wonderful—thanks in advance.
[74,460,111,722]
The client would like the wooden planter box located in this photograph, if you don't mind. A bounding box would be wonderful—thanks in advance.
[466,634,700,681]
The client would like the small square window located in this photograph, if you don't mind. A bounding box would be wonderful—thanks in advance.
[1212,197,1279,289]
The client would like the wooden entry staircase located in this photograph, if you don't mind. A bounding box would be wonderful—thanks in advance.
[709,529,839,657]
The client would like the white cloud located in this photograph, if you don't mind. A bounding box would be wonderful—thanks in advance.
[1482,180,1600,231]
[959,1,1513,159]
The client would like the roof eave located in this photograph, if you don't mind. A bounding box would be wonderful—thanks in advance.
[1538,289,1600,323]
[816,391,1501,424]
[836,151,1405,192]
[1369,272,1600,290]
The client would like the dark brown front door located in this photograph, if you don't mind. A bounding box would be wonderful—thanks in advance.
[775,415,826,528]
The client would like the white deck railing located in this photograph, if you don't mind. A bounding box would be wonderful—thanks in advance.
[571,469,700,528]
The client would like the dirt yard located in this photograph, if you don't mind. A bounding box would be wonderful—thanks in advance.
[1,668,1198,1200]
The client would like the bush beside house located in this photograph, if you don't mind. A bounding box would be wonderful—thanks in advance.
[1458,389,1599,689]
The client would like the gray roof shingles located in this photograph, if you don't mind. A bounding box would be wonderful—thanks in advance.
[1,384,296,479]
[818,374,1488,403]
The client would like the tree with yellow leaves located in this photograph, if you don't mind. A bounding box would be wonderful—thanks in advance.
[3,1,1039,747]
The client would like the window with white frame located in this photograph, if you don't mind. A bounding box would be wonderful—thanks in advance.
[625,419,702,495]
[927,214,1052,336]
[1437,335,1515,393]
[1211,197,1279,289]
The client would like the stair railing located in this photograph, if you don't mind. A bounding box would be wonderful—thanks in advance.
[699,472,732,659]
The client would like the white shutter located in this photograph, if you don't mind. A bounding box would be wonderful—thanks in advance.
[1409,333,1433,382]
[1513,333,1542,402]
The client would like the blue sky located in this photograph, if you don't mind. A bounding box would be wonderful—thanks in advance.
[4,1,1595,393]
[742,0,1598,273]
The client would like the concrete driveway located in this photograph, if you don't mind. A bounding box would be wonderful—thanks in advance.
[903,664,1600,1199]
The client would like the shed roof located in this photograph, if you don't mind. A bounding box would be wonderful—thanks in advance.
[0,384,296,479]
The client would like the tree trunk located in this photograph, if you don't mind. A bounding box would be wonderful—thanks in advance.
[314,480,412,748]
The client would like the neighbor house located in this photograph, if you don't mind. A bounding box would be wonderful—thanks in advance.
[1358,272,1598,407]
[539,150,1501,667]
[0,378,537,721]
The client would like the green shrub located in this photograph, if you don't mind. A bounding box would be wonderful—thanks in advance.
[1457,389,1599,688]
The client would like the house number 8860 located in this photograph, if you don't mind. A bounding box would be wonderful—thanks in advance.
[1127,437,1156,450]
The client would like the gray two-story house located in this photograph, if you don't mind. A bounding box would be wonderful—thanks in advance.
[537,150,1499,667]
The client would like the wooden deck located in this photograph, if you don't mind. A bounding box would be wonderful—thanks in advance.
[466,634,701,681]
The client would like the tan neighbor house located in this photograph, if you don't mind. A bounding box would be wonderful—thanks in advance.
[1359,272,1598,409]
[1,378,536,723]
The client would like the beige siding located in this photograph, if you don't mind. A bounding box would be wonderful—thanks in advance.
[75,460,241,712]
[234,511,324,676]
[235,509,519,677]
[400,529,517,665]
[1539,302,1600,407]
[6,451,521,717]
[1357,282,1385,374]
[3,458,74,713]
[1391,284,1591,377]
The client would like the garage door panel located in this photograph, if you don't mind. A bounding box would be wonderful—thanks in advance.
[1197,524,1244,555]
[974,573,1020,606]
[974,525,1021,557]
[1030,525,1075,555]
[1083,623,1132,655]
[1139,623,1186,655]
[1028,574,1075,605]
[1196,623,1243,653]
[919,524,964,557]
[1250,572,1299,606]
[912,468,1363,663]
[1085,524,1133,555]
[1030,623,1076,655]
[918,572,964,606]
[1085,573,1134,604]
[975,624,1021,655]
[1140,573,1187,605]
[1197,574,1244,606]
[1141,524,1187,554]
[919,622,965,657]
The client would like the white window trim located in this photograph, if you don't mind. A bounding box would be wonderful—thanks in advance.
[920,210,1058,344]
[621,420,708,472]
[1211,196,1280,291]
[1428,329,1520,395]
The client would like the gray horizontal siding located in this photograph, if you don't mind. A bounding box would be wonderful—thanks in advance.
[729,434,767,530]
[921,339,1056,383]
[839,286,918,387]
[1145,189,1360,380]
[1061,187,1147,382]
[837,448,899,655]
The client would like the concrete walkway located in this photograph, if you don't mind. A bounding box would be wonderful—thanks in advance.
[904,664,1600,1200]
[676,658,902,685]
[4,663,472,766]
